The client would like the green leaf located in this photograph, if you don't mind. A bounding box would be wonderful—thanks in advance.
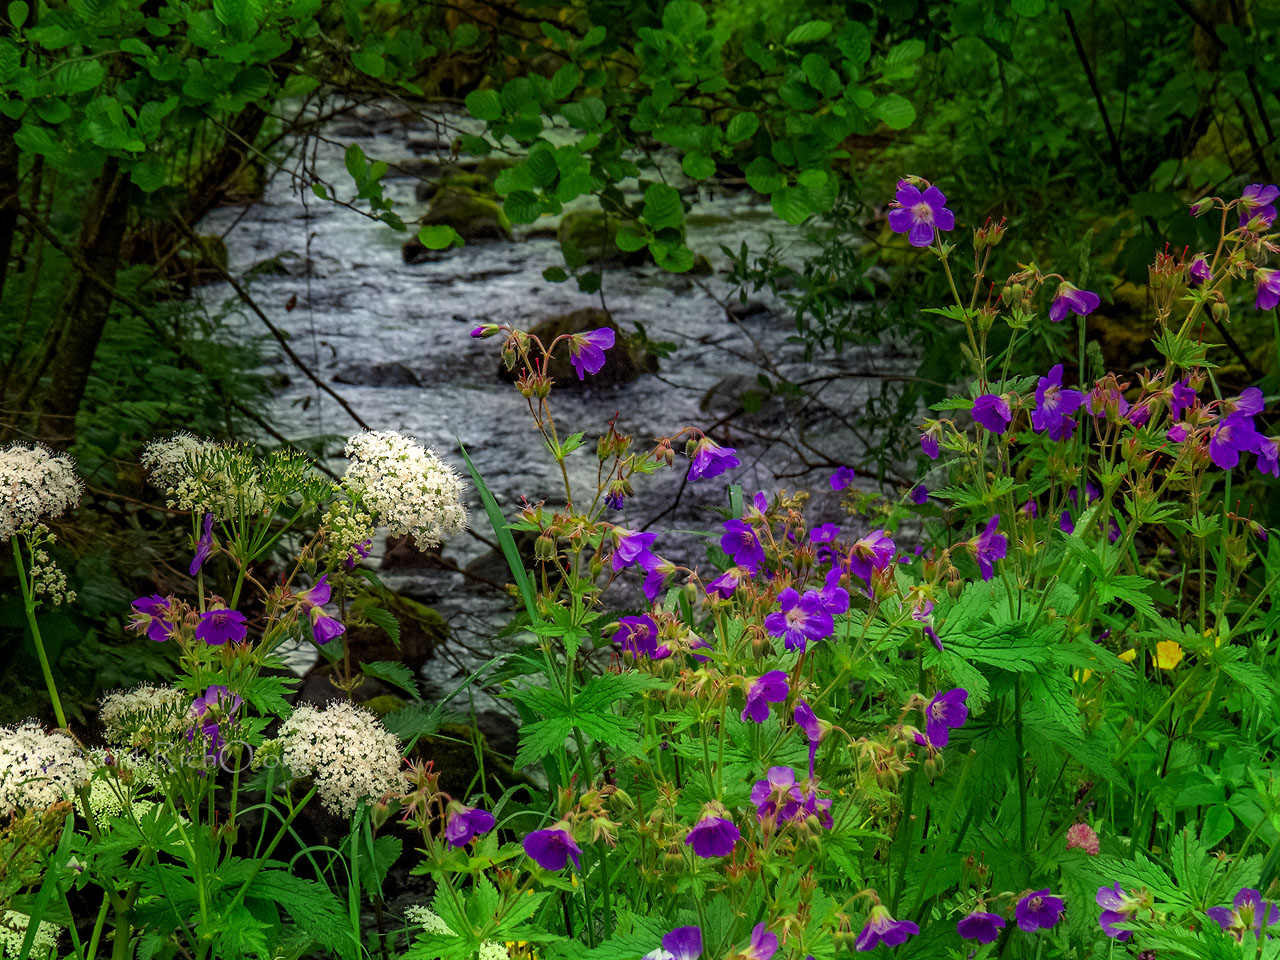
[362,660,419,698]
[1012,0,1045,15]
[417,224,463,249]
[56,59,104,94]
[310,183,327,199]
[503,189,541,225]
[452,22,479,48]
[653,243,694,272]
[14,124,61,157]
[351,50,385,77]
[457,442,537,620]
[1201,805,1234,849]
[213,0,260,30]
[642,182,683,230]
[785,20,832,45]
[744,156,783,194]
[542,266,568,282]
[662,0,706,37]
[9,1,28,27]
[561,97,606,129]
[362,605,400,645]
[874,93,915,130]
[725,111,758,143]
[130,158,166,192]
[464,89,502,122]
[681,151,715,180]
[247,871,359,959]
[551,63,581,99]
[771,187,810,224]
[615,227,647,251]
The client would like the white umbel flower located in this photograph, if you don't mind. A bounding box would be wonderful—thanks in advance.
[99,684,191,745]
[0,910,62,959]
[0,723,91,815]
[405,905,509,960]
[0,443,82,541]
[343,431,468,550]
[277,701,403,818]
[141,433,265,518]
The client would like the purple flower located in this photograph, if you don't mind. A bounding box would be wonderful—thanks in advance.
[1208,887,1279,941]
[617,615,670,660]
[129,594,174,643]
[1258,437,1279,477]
[1096,883,1138,940]
[888,182,954,247]
[1016,890,1065,931]
[924,688,968,747]
[910,484,928,505]
[751,766,802,820]
[1170,377,1198,420]
[1230,386,1265,416]
[659,927,702,960]
[911,598,941,651]
[523,827,581,870]
[816,569,849,617]
[809,523,839,544]
[1167,423,1190,443]
[764,588,833,652]
[189,684,242,761]
[196,608,247,646]
[191,684,242,718]
[189,512,215,576]
[1257,268,1280,310]
[956,911,1005,944]
[1020,499,1039,518]
[721,519,766,574]
[344,538,372,570]
[568,327,615,380]
[830,465,856,491]
[297,574,346,646]
[970,515,1006,581]
[1032,364,1083,441]
[706,568,741,599]
[742,670,789,723]
[847,530,895,583]
[1188,254,1212,286]
[1049,281,1100,323]
[1209,411,1263,470]
[971,393,1012,434]
[605,488,625,510]
[1059,511,1075,534]
[743,923,777,960]
[445,805,495,847]
[685,816,739,858]
[795,700,823,777]
[687,438,739,482]
[640,554,676,602]
[855,905,919,950]
[612,528,657,572]
[1240,183,1279,227]
[920,423,941,460]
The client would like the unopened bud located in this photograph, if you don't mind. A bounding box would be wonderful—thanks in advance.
[534,533,557,562]
[1189,198,1214,217]
[1211,294,1230,324]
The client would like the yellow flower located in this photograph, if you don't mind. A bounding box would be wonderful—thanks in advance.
[1073,668,1093,683]
[1118,648,1137,664]
[1153,641,1184,670]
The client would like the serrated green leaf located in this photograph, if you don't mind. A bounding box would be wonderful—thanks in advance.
[874,93,915,130]
[464,88,502,122]
[785,20,832,45]
[681,151,715,180]
[362,660,419,698]
[418,224,463,249]
[642,182,683,230]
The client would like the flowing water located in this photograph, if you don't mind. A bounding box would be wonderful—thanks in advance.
[198,100,914,720]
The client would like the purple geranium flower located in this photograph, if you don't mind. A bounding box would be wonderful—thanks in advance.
[1021,498,1039,518]
[189,684,243,761]
[742,670,789,723]
[1209,411,1263,470]
[687,438,739,482]
[888,182,955,247]
[685,816,739,858]
[297,574,346,645]
[743,923,777,960]
[612,528,657,571]
[830,465,856,491]
[956,911,1005,944]
[445,804,495,847]
[924,688,968,747]
[344,538,372,570]
[751,766,803,821]
[196,608,247,646]
[1096,883,1140,940]
[795,700,823,777]
[658,927,702,960]
[809,523,839,544]
[1240,183,1279,227]
[523,826,581,870]
[1032,364,1084,441]
[189,512,215,576]
[1208,887,1279,941]
[816,569,849,617]
[706,568,741,599]
[910,484,928,505]
[129,594,174,643]
[1059,511,1075,534]
[847,530,895,583]
[721,519,766,574]
[1257,267,1280,310]
[764,588,833,652]
[1258,437,1279,477]
[970,515,1006,581]
[1188,254,1212,286]
[911,597,941,651]
[640,554,676,602]
[617,615,670,660]
[972,393,1012,434]
[1049,281,1100,323]
[920,422,941,460]
[1017,890,1065,931]
[855,905,919,950]
[568,328,615,380]
[1170,377,1198,420]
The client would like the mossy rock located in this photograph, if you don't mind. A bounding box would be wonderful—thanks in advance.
[689,253,714,276]
[556,211,649,266]
[414,170,492,203]
[344,589,449,673]
[499,308,658,389]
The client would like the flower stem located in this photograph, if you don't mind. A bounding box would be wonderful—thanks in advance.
[12,535,67,728]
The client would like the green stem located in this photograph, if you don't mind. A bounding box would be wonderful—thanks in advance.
[12,536,67,728]
[1015,675,1028,854]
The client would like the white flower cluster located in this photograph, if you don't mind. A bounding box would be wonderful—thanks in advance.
[141,433,265,518]
[0,910,62,959]
[322,499,376,564]
[0,442,82,542]
[277,701,403,817]
[22,523,75,606]
[344,431,467,550]
[86,780,160,829]
[100,684,191,745]
[404,905,509,960]
[0,723,91,815]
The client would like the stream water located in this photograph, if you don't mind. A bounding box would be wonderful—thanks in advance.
[198,100,915,721]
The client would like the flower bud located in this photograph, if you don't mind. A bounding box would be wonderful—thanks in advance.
[1211,293,1229,324]
[534,532,557,562]
[1189,198,1214,217]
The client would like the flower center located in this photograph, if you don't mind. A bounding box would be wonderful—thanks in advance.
[1030,896,1043,911]
[911,201,934,224]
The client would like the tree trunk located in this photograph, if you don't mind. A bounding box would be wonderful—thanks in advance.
[35,159,131,447]
[0,115,20,299]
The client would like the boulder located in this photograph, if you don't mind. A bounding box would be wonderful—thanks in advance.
[381,534,441,571]
[414,170,490,203]
[332,361,422,388]
[556,211,649,266]
[402,186,511,262]
[344,590,449,674]
[499,308,658,389]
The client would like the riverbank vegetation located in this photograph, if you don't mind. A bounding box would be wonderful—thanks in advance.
[1,0,1278,958]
